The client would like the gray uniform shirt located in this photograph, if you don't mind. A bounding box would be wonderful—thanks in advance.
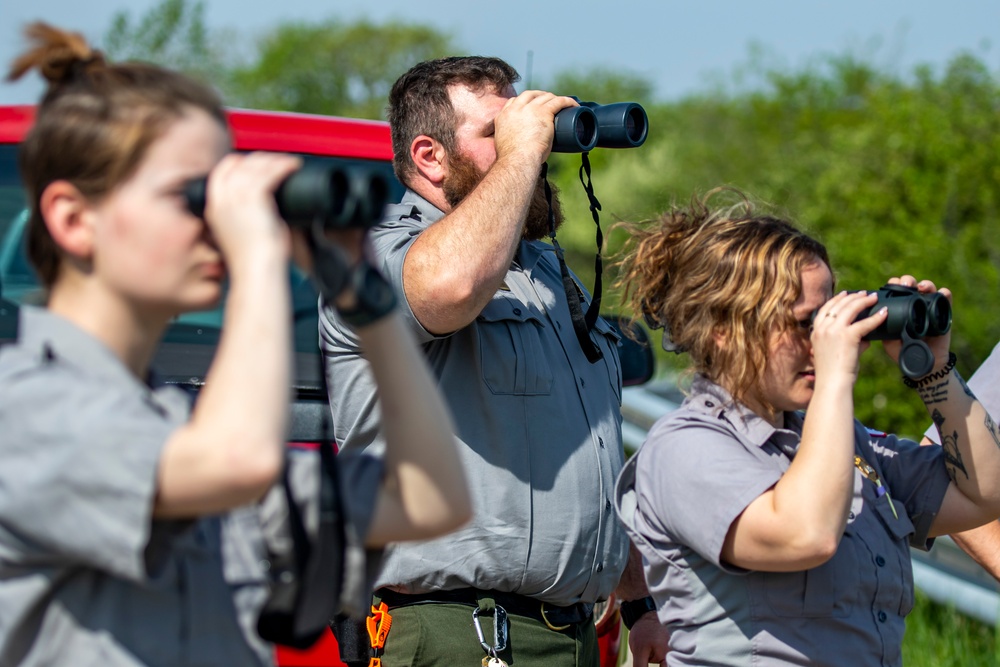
[616,375,951,667]
[0,307,383,667]
[320,190,627,606]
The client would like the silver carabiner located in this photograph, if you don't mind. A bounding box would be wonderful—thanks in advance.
[472,604,509,657]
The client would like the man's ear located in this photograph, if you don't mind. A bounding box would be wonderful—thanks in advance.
[39,180,96,260]
[410,135,448,186]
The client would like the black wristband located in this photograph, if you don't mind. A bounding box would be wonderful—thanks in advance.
[335,261,397,329]
[620,596,656,630]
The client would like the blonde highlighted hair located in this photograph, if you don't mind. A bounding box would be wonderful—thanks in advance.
[7,22,226,287]
[613,188,831,409]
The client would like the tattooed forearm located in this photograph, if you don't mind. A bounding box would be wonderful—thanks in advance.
[933,408,969,482]
[918,379,949,405]
[986,412,1000,451]
[957,372,976,400]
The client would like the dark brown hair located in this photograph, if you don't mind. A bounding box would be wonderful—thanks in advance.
[7,22,227,287]
[387,56,519,184]
[613,188,831,410]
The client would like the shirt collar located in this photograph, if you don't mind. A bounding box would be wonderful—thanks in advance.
[18,305,158,392]
[400,189,445,224]
[687,374,804,452]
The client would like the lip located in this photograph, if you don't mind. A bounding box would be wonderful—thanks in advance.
[200,261,226,280]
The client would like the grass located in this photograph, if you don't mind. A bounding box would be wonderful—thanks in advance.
[903,589,999,667]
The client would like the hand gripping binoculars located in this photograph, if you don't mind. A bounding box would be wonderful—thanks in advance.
[552,97,649,153]
[854,284,952,379]
[184,164,389,230]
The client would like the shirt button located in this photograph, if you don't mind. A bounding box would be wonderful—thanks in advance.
[513,308,522,316]
[556,321,562,329]
[580,377,586,387]
[875,555,886,567]
[848,511,855,520]
[877,611,887,623]
[599,437,605,448]
[597,562,604,572]
[605,499,612,511]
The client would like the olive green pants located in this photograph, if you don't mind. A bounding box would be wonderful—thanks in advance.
[376,600,599,667]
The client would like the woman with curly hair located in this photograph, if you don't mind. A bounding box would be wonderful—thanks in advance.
[613,189,1000,666]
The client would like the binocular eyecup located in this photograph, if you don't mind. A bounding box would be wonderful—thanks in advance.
[852,284,952,379]
[552,98,649,153]
[184,164,389,230]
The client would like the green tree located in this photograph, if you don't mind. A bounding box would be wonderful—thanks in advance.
[103,0,230,84]
[227,20,458,119]
[547,49,1000,437]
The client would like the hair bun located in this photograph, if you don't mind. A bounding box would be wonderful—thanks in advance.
[6,22,105,86]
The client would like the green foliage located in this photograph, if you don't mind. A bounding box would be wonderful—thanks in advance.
[549,52,1000,434]
[902,589,999,667]
[103,0,230,84]
[227,20,458,119]
[548,67,655,105]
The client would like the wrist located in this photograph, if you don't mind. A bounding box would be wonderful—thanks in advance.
[335,261,397,329]
[620,595,657,630]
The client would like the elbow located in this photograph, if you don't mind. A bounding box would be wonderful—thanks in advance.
[789,529,841,570]
[220,438,284,499]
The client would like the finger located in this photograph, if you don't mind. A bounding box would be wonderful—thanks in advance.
[850,304,888,338]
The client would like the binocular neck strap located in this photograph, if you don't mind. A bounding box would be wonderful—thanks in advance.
[541,161,603,364]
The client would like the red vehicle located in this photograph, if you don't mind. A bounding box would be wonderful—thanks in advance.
[0,105,625,667]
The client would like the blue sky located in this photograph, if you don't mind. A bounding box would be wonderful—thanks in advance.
[2,0,998,105]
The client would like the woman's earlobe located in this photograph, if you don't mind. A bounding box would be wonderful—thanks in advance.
[39,181,95,259]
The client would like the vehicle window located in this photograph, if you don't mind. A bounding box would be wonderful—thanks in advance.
[0,144,403,361]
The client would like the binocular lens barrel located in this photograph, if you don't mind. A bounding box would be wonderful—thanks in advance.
[857,285,951,341]
[184,164,389,230]
[551,99,648,153]
[924,292,952,337]
[552,106,598,153]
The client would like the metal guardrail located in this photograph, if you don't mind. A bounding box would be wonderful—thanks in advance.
[621,380,1000,626]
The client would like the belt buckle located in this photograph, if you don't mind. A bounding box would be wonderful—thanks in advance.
[539,602,572,631]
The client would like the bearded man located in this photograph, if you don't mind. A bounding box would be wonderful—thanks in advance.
[320,56,666,667]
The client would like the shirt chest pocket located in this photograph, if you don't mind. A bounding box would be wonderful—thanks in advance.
[477,298,553,396]
[757,521,862,619]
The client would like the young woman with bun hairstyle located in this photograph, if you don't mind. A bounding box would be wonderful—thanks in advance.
[0,23,468,666]
[612,188,1000,666]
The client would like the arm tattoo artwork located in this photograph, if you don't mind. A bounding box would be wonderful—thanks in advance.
[985,412,1000,451]
[918,379,949,405]
[932,408,969,482]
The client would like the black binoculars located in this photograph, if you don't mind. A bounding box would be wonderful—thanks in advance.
[552,97,648,153]
[184,164,389,230]
[854,284,952,379]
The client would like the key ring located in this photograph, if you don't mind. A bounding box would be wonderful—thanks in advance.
[472,604,509,658]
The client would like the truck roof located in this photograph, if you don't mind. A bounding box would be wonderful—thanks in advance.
[0,105,394,161]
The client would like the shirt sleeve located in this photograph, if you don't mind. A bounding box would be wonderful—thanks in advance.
[862,424,950,549]
[925,342,1000,442]
[633,416,784,571]
[368,213,448,344]
[0,367,171,582]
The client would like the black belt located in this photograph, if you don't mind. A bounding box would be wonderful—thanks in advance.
[376,588,594,629]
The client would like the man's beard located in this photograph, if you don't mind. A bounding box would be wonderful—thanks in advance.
[442,150,564,241]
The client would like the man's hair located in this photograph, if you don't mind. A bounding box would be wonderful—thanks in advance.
[387,56,519,184]
[613,187,831,412]
[7,22,227,287]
